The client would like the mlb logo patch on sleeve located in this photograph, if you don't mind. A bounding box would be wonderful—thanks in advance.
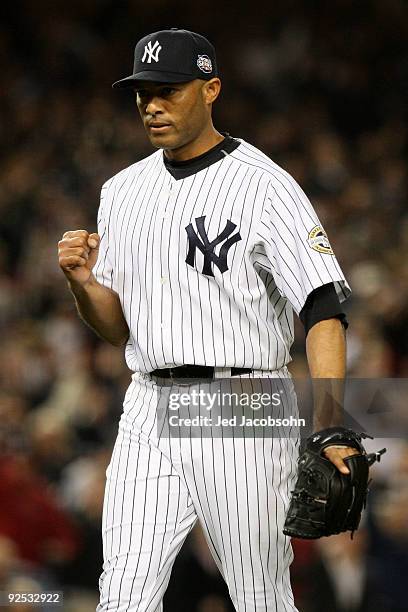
[307,226,334,255]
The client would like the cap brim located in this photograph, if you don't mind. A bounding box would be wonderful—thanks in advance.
[112,70,194,89]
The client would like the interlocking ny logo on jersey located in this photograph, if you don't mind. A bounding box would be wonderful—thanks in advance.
[142,40,162,63]
[185,216,242,277]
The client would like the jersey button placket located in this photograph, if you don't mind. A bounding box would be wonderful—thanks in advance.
[162,178,174,220]
[159,180,173,336]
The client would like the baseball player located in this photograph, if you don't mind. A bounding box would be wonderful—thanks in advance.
[58,29,357,612]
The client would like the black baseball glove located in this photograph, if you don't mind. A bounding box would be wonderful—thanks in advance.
[283,427,386,539]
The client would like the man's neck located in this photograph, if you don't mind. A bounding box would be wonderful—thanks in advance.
[164,127,224,162]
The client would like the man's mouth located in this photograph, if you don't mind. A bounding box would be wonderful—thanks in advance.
[148,122,172,133]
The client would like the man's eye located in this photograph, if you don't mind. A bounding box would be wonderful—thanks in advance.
[162,87,176,96]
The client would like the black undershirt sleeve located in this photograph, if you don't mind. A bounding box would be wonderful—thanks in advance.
[299,283,348,336]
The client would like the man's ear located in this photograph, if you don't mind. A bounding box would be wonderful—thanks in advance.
[202,78,221,105]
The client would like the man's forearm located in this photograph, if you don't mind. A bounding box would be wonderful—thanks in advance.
[306,318,346,430]
[68,276,129,346]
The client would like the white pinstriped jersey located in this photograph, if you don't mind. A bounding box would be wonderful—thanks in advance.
[94,138,351,373]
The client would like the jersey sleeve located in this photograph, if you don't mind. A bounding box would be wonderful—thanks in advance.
[93,180,118,292]
[256,174,351,315]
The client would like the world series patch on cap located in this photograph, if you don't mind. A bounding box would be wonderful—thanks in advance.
[112,28,218,88]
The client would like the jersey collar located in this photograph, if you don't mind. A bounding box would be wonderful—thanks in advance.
[163,134,241,180]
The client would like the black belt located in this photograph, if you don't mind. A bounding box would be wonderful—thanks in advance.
[150,365,253,379]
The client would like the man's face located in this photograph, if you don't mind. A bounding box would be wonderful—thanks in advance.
[135,79,215,151]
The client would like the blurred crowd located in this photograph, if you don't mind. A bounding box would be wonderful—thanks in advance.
[0,0,407,610]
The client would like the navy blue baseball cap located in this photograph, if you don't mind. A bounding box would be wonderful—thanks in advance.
[112,28,218,88]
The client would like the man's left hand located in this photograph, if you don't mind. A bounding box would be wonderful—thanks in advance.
[323,445,360,474]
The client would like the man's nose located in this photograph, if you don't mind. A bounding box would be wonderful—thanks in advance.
[145,97,163,116]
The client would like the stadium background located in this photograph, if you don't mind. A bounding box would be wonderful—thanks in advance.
[1,0,407,610]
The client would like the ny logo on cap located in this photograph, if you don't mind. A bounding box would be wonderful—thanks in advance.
[142,40,162,63]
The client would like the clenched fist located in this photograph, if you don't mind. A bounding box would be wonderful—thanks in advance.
[58,230,100,286]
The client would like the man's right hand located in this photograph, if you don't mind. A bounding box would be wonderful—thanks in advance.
[58,230,100,286]
[57,229,128,346]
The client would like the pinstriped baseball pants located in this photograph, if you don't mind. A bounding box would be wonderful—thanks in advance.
[97,369,300,611]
